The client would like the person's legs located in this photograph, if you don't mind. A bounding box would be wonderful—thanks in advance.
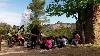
[31,37,37,49]
[33,40,36,48]
[72,39,78,46]
[71,39,75,45]
[31,37,34,48]
[34,37,38,48]
[21,39,24,46]
[31,41,34,48]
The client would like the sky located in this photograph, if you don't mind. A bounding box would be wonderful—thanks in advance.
[0,0,76,26]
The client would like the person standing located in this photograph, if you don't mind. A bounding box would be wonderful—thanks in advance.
[31,25,40,49]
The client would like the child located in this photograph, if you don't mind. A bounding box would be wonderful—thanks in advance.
[46,37,52,50]
[62,36,68,47]
[59,36,63,48]
[18,34,25,46]
[40,37,46,49]
[57,36,62,48]
[24,40,28,48]
[52,36,57,48]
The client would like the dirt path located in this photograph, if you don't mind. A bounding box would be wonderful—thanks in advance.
[0,46,100,56]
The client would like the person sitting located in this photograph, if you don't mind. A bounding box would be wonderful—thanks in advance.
[57,36,61,48]
[46,37,52,50]
[71,31,80,46]
[62,36,68,47]
[40,37,46,49]
[18,33,25,46]
[52,36,57,48]
[24,39,28,48]
[57,36,63,48]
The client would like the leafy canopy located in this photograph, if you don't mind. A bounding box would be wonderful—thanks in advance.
[28,0,45,19]
[27,0,45,31]
[0,23,11,35]
[46,0,100,18]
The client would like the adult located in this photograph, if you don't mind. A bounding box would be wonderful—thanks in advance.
[72,31,80,46]
[31,25,40,49]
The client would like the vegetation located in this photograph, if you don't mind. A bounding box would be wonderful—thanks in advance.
[0,23,12,39]
[46,0,100,17]
[27,0,45,31]
[46,0,100,44]
[0,23,12,50]
[41,24,76,37]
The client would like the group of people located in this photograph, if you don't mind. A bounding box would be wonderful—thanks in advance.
[25,25,81,50]
[7,25,80,50]
[7,33,25,47]
[27,32,80,50]
[29,36,68,49]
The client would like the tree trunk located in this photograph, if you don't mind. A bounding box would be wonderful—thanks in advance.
[76,9,87,44]
[76,14,83,44]
[84,3,95,44]
[93,4,100,44]
[76,3,96,44]
[77,4,100,44]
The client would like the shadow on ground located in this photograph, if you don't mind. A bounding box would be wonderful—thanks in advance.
[0,46,100,56]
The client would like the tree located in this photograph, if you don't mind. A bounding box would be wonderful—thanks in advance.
[0,23,12,51]
[12,25,19,34]
[0,23,12,39]
[27,0,45,32]
[46,0,100,44]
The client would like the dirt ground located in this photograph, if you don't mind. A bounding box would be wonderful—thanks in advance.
[0,46,100,56]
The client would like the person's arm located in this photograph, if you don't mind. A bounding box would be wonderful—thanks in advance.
[31,33,38,36]
[75,34,80,40]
